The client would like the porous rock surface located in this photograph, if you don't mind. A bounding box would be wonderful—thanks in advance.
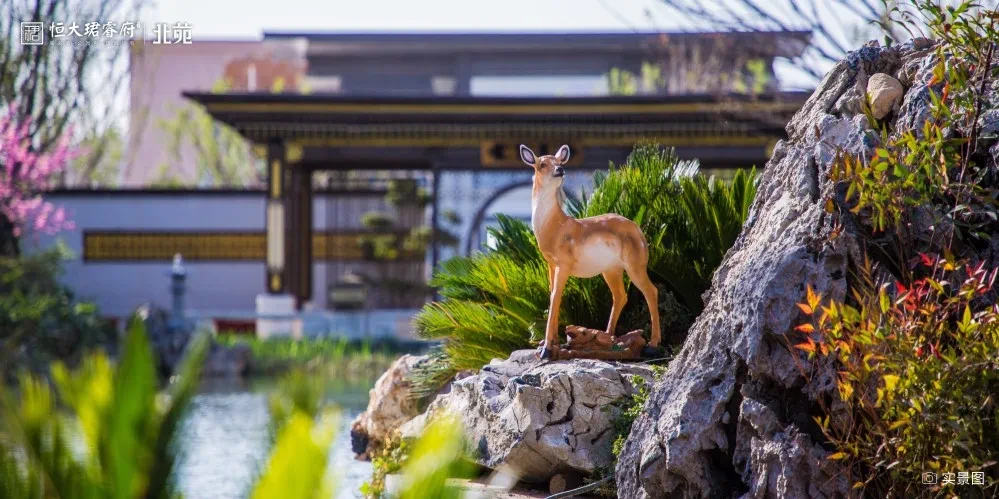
[350,353,426,458]
[615,39,947,499]
[401,350,654,483]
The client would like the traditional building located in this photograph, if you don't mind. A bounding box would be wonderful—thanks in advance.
[187,31,809,317]
[50,30,811,336]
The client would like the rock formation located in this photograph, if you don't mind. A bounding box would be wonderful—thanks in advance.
[351,354,427,458]
[615,39,947,498]
[400,350,656,483]
[866,73,904,119]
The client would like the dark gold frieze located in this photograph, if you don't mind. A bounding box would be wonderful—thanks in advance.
[83,231,423,262]
[200,99,803,116]
[235,122,779,147]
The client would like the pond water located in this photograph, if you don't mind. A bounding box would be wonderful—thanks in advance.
[173,376,375,499]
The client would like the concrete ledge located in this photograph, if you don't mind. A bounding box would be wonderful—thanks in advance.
[255,294,296,338]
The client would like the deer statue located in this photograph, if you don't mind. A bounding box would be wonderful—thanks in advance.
[520,144,661,360]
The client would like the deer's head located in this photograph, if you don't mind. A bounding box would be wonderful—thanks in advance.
[520,144,570,192]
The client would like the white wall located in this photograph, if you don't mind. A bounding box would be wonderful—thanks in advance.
[28,192,396,319]
[27,192,268,318]
[26,174,590,319]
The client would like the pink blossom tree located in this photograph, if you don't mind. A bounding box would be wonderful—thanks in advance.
[0,106,78,256]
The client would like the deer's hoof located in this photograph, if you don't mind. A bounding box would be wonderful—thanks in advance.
[640,345,664,359]
[538,346,554,360]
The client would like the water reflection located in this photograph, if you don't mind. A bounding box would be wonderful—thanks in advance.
[175,376,374,499]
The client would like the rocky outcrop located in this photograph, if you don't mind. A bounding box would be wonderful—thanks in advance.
[351,354,426,458]
[401,350,654,483]
[615,39,945,499]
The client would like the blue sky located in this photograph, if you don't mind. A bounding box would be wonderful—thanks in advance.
[145,0,684,37]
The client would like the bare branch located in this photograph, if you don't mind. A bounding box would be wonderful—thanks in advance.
[1,0,151,187]
[659,0,893,85]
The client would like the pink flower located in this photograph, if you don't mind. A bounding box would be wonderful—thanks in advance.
[0,105,76,237]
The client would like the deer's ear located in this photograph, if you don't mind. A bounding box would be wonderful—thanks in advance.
[555,144,570,164]
[519,145,537,167]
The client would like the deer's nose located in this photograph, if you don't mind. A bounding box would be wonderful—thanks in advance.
[553,166,565,177]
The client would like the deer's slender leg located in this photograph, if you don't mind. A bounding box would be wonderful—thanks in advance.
[541,266,569,359]
[603,269,627,336]
[536,260,556,349]
[627,267,660,348]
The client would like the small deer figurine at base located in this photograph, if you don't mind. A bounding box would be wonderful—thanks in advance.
[521,144,662,360]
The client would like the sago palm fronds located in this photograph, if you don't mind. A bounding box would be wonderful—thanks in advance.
[650,165,757,311]
[485,214,542,264]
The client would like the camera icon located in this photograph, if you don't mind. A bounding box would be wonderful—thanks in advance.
[922,472,937,485]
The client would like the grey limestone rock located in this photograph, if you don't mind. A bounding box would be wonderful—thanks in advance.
[613,39,958,499]
[402,350,655,483]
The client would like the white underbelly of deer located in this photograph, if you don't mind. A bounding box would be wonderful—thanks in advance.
[571,239,622,278]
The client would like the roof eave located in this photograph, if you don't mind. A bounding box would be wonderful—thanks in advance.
[262,30,812,59]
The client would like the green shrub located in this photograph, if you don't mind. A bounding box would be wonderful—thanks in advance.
[412,144,756,392]
[796,2,999,495]
[794,256,999,495]
[361,434,410,499]
[581,145,756,312]
[0,247,116,379]
[215,335,402,378]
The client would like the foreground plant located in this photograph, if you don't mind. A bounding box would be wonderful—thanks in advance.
[794,255,999,495]
[252,411,338,499]
[361,415,475,499]
[0,318,210,498]
[0,321,340,499]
